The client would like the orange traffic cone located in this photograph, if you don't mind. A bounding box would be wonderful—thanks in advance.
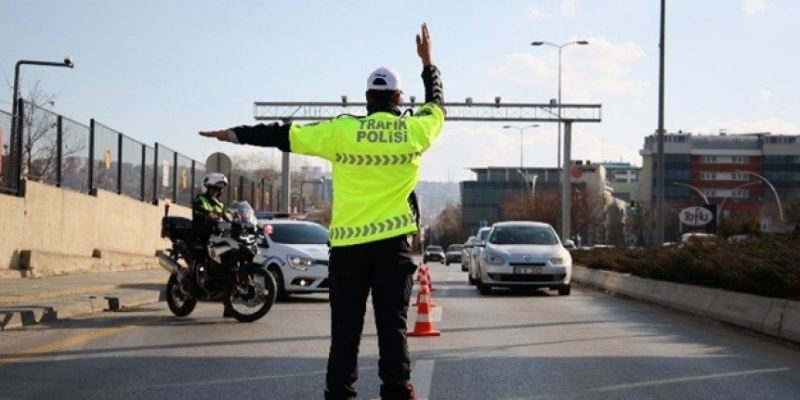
[423,265,437,292]
[408,284,441,337]
[415,265,425,282]
[413,275,435,307]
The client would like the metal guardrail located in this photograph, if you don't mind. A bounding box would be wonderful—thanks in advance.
[2,101,277,211]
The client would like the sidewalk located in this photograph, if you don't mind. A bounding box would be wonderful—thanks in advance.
[0,269,168,330]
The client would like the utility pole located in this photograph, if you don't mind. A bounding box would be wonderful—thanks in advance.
[655,0,667,245]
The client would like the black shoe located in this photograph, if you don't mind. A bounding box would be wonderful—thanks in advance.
[380,383,415,400]
[223,307,235,318]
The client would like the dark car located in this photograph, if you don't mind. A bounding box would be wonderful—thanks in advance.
[445,244,463,265]
[423,245,446,264]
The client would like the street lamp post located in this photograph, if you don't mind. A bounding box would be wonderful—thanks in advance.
[530,40,589,169]
[502,124,539,169]
[735,170,785,222]
[718,181,761,222]
[10,57,74,192]
[673,182,709,205]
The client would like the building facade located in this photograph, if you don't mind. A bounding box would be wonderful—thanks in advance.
[601,161,642,202]
[640,131,799,240]
[460,163,623,246]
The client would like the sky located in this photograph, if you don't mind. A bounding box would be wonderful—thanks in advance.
[2,0,798,181]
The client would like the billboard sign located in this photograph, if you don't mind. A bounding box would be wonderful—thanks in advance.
[679,206,714,227]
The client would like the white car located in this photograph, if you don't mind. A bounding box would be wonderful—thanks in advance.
[469,221,572,296]
[255,219,330,300]
[466,227,492,284]
[461,236,479,272]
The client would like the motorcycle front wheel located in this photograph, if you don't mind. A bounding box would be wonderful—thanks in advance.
[224,267,277,323]
[166,273,197,317]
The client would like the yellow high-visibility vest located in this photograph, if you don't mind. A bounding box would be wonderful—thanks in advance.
[290,102,444,247]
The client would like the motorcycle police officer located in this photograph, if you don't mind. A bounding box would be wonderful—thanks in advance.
[192,173,229,242]
[192,172,233,317]
[199,24,444,400]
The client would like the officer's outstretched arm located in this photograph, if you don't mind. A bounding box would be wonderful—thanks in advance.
[199,123,291,152]
[199,119,338,162]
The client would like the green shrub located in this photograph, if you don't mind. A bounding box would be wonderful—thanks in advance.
[572,235,800,299]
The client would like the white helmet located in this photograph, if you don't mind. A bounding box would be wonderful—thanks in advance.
[202,173,228,190]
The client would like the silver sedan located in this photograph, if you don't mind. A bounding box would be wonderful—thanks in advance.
[470,221,572,296]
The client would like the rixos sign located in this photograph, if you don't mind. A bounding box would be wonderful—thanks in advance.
[679,206,714,227]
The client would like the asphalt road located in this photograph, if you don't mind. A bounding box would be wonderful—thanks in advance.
[1,262,799,400]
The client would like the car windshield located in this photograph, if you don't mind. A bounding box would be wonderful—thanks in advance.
[478,229,491,241]
[427,246,443,251]
[266,223,329,245]
[489,225,559,245]
[447,245,463,251]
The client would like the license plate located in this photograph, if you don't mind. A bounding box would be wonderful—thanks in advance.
[514,267,544,274]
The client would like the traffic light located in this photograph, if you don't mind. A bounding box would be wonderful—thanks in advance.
[629,200,638,214]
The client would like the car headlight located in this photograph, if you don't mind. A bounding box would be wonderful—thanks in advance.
[549,256,565,265]
[484,252,505,265]
[287,254,314,270]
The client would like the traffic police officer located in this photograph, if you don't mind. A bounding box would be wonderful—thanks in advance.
[191,172,235,317]
[199,24,444,400]
[192,172,228,243]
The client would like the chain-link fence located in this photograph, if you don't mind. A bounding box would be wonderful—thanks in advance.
[20,102,59,186]
[0,110,19,195]
[2,101,276,211]
[143,145,156,203]
[61,116,91,193]
[91,121,120,193]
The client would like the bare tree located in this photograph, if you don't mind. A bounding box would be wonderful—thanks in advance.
[21,80,58,181]
[500,187,604,244]
[431,203,463,247]
[15,79,87,185]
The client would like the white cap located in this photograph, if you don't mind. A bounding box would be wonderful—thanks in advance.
[367,66,402,92]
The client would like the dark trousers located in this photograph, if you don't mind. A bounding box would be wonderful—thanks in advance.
[325,235,417,400]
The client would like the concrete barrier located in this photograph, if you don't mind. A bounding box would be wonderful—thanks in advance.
[762,299,789,338]
[0,181,190,277]
[778,301,800,343]
[662,282,717,317]
[573,266,799,345]
[614,274,654,299]
[707,290,774,331]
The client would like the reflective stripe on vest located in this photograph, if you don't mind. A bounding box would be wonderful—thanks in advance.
[198,194,224,213]
[329,213,416,241]
[334,152,422,166]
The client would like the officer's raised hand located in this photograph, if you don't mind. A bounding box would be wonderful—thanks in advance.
[416,23,433,66]
[199,129,235,142]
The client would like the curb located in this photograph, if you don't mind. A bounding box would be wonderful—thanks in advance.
[573,266,800,345]
[0,288,164,331]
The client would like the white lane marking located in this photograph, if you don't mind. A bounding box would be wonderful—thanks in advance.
[411,360,435,400]
[592,367,791,392]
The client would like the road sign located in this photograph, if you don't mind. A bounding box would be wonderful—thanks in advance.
[205,152,232,175]
[679,206,714,227]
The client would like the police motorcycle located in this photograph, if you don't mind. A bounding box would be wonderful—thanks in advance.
[157,201,277,322]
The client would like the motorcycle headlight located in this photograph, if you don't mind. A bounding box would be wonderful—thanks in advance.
[288,254,314,270]
[484,252,505,265]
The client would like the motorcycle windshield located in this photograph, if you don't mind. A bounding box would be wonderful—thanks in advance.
[229,202,258,227]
